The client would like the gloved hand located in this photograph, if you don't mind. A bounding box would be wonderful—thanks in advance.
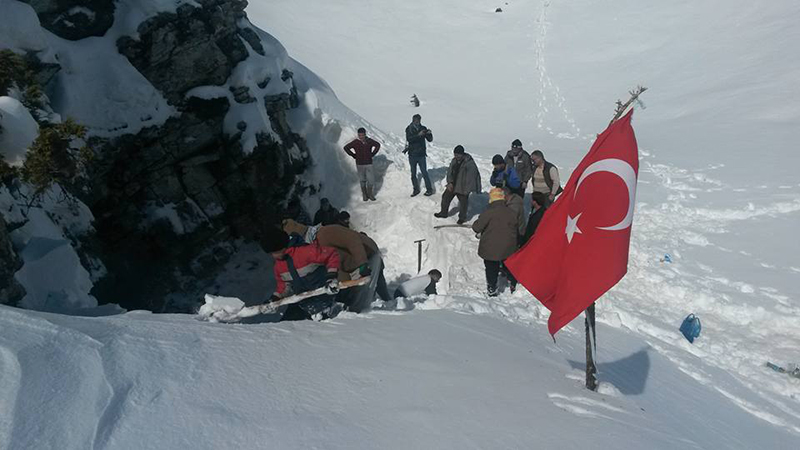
[325,278,340,295]
[358,263,372,277]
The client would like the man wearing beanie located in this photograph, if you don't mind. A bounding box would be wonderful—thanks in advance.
[490,154,522,193]
[504,139,533,196]
[434,145,481,224]
[472,188,520,297]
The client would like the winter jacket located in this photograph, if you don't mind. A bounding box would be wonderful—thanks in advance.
[405,122,433,157]
[313,206,340,226]
[315,225,369,274]
[472,202,519,261]
[490,166,521,190]
[505,148,533,184]
[359,232,380,258]
[344,137,381,165]
[447,153,481,195]
[523,205,547,243]
[505,193,526,237]
[273,243,340,297]
[532,162,561,196]
[395,275,437,298]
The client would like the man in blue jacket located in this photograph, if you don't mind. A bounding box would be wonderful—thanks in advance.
[489,154,521,192]
[404,114,434,197]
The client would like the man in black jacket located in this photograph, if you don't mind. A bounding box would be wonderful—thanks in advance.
[313,198,339,226]
[522,192,548,244]
[404,114,434,197]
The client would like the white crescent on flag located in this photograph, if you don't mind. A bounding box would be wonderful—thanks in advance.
[573,158,637,231]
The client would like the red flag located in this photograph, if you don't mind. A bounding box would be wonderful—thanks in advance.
[506,110,639,336]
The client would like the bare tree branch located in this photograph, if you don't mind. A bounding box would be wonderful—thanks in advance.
[609,85,648,126]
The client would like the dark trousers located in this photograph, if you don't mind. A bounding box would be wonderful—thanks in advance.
[409,154,433,193]
[440,190,469,221]
[484,259,517,290]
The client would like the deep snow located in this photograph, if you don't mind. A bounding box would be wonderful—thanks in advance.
[1,0,799,448]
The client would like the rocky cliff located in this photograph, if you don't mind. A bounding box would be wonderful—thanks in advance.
[0,0,360,312]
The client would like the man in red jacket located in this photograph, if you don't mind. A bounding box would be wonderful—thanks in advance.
[343,127,382,201]
[270,236,342,321]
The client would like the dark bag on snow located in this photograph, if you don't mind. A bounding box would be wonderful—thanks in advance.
[680,314,702,343]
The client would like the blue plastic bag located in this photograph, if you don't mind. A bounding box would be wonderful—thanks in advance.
[680,314,701,343]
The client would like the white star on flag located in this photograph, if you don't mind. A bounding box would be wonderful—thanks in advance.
[565,213,583,243]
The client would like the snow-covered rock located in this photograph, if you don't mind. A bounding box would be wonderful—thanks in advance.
[0,96,39,166]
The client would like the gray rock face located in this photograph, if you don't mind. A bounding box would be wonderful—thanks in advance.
[81,1,319,311]
[20,0,116,40]
[0,217,25,306]
[9,0,320,312]
[117,0,249,105]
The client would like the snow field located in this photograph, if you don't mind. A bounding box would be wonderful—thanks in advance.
[2,303,799,449]
[253,0,800,436]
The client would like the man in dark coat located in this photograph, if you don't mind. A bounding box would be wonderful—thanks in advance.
[505,139,533,196]
[489,154,522,192]
[313,198,339,226]
[434,145,481,224]
[336,211,351,228]
[472,188,520,296]
[523,192,548,244]
[343,127,381,201]
[404,114,434,197]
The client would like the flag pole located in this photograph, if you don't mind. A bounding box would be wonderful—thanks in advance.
[585,303,598,390]
[584,85,648,392]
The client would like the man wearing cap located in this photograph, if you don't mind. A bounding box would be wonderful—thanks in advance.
[472,188,520,297]
[530,150,562,206]
[505,139,533,197]
[404,114,434,197]
[343,127,381,201]
[434,145,481,224]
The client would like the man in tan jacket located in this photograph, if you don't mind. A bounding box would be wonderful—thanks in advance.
[471,188,520,297]
[282,219,369,280]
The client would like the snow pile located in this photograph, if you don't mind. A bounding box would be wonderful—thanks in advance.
[0,184,109,314]
[2,304,799,449]
[0,96,38,165]
[0,0,175,137]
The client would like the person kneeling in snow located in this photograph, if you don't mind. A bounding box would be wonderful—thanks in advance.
[472,188,519,297]
[434,145,481,225]
[269,233,342,321]
[394,269,442,299]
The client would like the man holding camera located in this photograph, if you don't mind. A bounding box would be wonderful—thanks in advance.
[404,114,434,197]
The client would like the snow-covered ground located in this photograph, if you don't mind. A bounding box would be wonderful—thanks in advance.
[2,0,800,448]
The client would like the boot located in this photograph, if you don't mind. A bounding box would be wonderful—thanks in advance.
[367,185,376,201]
[487,285,498,297]
[360,184,368,202]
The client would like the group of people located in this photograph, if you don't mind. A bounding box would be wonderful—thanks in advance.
[265,114,563,320]
[265,199,441,321]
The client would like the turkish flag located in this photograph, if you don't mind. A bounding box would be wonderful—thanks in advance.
[506,110,639,336]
